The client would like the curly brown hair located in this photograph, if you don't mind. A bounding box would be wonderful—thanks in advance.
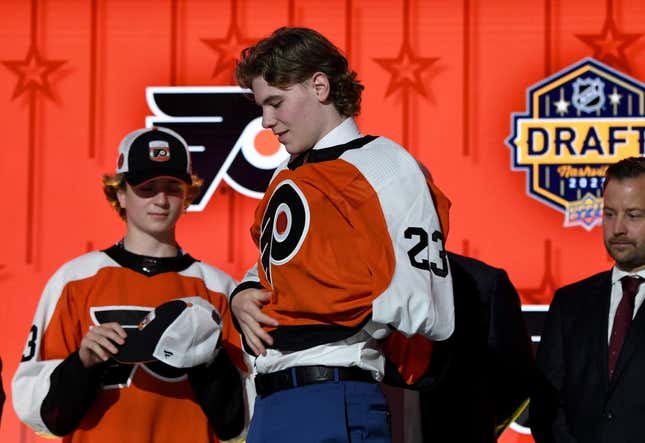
[235,27,364,117]
[102,173,204,220]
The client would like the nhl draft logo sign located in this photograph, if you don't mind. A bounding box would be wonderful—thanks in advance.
[507,58,645,230]
[146,86,289,211]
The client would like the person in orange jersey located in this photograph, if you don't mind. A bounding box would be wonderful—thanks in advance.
[13,127,247,443]
[415,252,534,442]
[231,27,454,442]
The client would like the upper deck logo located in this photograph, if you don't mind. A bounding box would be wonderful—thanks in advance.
[507,58,645,230]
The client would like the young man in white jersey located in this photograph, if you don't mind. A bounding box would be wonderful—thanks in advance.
[231,27,455,443]
[13,127,246,443]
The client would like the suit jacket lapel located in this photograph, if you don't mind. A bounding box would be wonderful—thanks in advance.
[593,273,612,391]
[571,272,611,397]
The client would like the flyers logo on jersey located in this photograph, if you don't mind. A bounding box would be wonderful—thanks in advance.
[146,86,290,211]
[507,58,645,230]
[260,180,311,285]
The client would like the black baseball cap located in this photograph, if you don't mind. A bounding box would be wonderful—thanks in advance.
[114,297,222,368]
[116,127,192,186]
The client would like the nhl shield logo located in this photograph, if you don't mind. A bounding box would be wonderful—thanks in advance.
[506,58,645,230]
[572,77,606,114]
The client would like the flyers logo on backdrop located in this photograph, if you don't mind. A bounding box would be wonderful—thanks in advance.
[146,87,290,211]
[507,58,645,230]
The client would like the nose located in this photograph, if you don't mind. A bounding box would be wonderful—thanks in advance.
[152,190,170,206]
[262,109,276,129]
[613,214,627,235]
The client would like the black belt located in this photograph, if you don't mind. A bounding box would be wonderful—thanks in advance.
[254,365,375,398]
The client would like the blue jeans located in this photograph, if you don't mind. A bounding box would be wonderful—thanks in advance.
[248,379,391,443]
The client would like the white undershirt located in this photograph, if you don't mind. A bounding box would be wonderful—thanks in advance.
[607,267,645,342]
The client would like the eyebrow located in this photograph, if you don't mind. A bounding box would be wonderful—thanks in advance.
[258,94,283,106]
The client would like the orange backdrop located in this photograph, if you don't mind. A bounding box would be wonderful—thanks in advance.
[2,0,644,442]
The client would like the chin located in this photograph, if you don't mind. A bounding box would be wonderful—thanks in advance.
[615,258,645,272]
[285,146,305,155]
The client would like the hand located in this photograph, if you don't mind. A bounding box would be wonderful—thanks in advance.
[231,288,278,356]
[79,322,126,368]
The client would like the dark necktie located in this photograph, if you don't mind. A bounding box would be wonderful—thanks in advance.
[608,276,642,380]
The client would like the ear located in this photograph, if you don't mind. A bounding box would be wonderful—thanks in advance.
[310,72,331,102]
[116,186,127,210]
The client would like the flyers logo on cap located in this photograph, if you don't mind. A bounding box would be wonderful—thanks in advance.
[148,140,171,162]
[138,310,156,330]
[145,86,289,211]
[507,58,645,230]
[89,306,186,389]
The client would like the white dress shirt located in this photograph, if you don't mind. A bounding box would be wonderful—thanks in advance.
[607,266,645,342]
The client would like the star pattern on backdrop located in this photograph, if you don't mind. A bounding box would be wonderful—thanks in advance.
[373,40,439,98]
[554,97,570,116]
[608,90,622,105]
[202,21,255,80]
[576,15,641,73]
[2,44,66,100]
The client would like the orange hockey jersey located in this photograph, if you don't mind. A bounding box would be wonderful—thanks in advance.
[12,244,242,443]
[244,134,454,356]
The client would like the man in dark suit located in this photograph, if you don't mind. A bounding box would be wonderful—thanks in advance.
[417,252,534,442]
[382,251,534,443]
[531,156,645,443]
